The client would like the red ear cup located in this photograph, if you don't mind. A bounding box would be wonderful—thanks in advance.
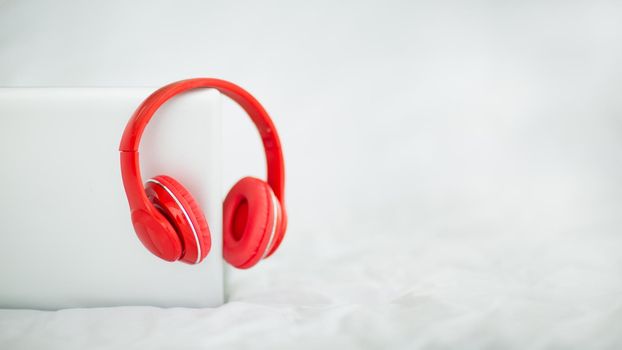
[263,201,286,259]
[130,208,182,261]
[145,175,211,264]
[223,177,282,269]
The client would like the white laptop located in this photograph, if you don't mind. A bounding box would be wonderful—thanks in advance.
[0,88,224,309]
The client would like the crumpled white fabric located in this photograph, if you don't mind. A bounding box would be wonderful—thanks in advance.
[2,229,621,349]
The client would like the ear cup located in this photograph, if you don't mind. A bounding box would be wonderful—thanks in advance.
[130,208,182,262]
[223,177,281,268]
[263,202,285,259]
[145,175,211,264]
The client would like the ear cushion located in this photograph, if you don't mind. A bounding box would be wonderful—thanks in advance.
[263,202,286,259]
[223,177,280,268]
[145,175,211,264]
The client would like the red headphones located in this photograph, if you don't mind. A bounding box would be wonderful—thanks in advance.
[119,78,287,269]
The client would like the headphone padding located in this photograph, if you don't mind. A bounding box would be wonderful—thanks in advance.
[263,200,285,259]
[147,175,211,264]
[223,177,279,268]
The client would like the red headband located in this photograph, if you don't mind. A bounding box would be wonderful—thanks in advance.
[119,78,285,215]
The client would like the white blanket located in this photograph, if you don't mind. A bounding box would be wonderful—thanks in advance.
[2,230,621,349]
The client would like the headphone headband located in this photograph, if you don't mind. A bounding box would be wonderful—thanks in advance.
[119,78,285,213]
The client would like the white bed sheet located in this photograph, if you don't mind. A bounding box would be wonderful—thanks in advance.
[2,229,621,349]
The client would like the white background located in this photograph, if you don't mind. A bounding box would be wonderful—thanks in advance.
[0,88,224,308]
[1,0,622,348]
